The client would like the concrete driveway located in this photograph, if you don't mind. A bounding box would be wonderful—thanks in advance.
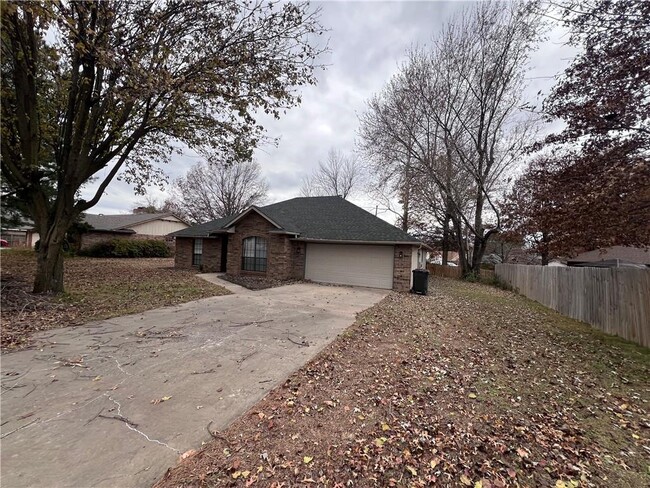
[1,279,387,488]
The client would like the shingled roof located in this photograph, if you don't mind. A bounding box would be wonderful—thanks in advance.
[166,215,234,238]
[170,196,421,244]
[83,213,178,233]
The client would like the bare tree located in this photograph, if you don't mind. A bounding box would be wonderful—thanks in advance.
[359,75,418,233]
[359,62,474,264]
[359,0,541,277]
[419,1,541,276]
[300,149,364,199]
[166,159,268,223]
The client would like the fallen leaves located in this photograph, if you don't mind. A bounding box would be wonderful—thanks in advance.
[154,278,650,488]
[180,449,197,461]
[460,474,472,485]
[555,480,580,488]
[231,470,251,479]
[151,396,172,405]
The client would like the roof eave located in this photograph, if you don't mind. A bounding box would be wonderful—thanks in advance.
[292,237,428,248]
[91,228,135,234]
[124,213,175,227]
[269,230,300,236]
[208,228,235,236]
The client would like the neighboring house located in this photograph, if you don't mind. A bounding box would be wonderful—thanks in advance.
[483,237,520,263]
[171,196,428,292]
[567,246,650,268]
[428,251,460,265]
[80,213,189,250]
[0,224,39,248]
[505,247,542,265]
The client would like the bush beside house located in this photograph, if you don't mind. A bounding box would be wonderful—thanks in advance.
[78,239,171,258]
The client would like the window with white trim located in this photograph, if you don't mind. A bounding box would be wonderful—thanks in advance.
[241,236,267,272]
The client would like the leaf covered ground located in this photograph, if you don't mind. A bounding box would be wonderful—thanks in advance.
[0,250,230,351]
[155,278,649,488]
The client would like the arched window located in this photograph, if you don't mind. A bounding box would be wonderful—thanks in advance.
[242,236,267,272]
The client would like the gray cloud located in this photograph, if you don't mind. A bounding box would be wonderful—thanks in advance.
[84,1,576,219]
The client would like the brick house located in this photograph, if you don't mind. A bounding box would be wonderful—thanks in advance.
[80,213,189,250]
[171,196,428,292]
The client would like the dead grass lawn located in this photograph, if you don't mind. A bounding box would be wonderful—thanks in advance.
[1,250,230,350]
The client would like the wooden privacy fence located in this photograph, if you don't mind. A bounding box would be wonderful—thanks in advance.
[427,264,461,279]
[426,264,495,280]
[495,264,650,348]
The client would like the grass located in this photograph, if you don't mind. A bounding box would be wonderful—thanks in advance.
[0,249,230,350]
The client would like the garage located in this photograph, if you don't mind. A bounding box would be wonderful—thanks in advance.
[305,243,394,289]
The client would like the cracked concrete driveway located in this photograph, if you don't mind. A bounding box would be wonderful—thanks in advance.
[1,280,387,488]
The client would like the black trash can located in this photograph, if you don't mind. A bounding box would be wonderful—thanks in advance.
[412,269,429,295]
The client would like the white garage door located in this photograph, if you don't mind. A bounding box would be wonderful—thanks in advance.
[305,244,394,289]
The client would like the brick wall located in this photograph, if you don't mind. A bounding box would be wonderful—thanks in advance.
[174,237,221,272]
[175,237,194,268]
[177,211,415,287]
[393,245,413,292]
[290,241,306,279]
[226,212,300,280]
[268,231,292,280]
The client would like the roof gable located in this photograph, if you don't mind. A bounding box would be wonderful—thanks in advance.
[223,206,284,230]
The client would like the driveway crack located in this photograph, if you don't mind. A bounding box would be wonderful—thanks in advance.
[106,395,179,453]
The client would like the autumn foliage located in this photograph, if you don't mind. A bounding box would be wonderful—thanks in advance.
[504,0,650,258]
[1,1,324,292]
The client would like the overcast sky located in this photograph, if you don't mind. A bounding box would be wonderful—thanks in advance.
[82,0,576,223]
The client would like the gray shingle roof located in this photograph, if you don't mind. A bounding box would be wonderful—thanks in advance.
[570,246,650,265]
[83,213,176,232]
[171,196,421,244]
[168,215,233,237]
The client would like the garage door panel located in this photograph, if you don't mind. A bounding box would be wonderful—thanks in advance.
[305,244,394,289]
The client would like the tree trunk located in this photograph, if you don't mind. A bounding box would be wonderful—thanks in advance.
[401,194,409,232]
[401,154,411,232]
[467,192,486,278]
[442,155,453,267]
[32,206,74,293]
[442,214,450,265]
[453,219,470,277]
[541,251,549,266]
[541,232,549,265]
[33,236,65,293]
[470,236,486,278]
